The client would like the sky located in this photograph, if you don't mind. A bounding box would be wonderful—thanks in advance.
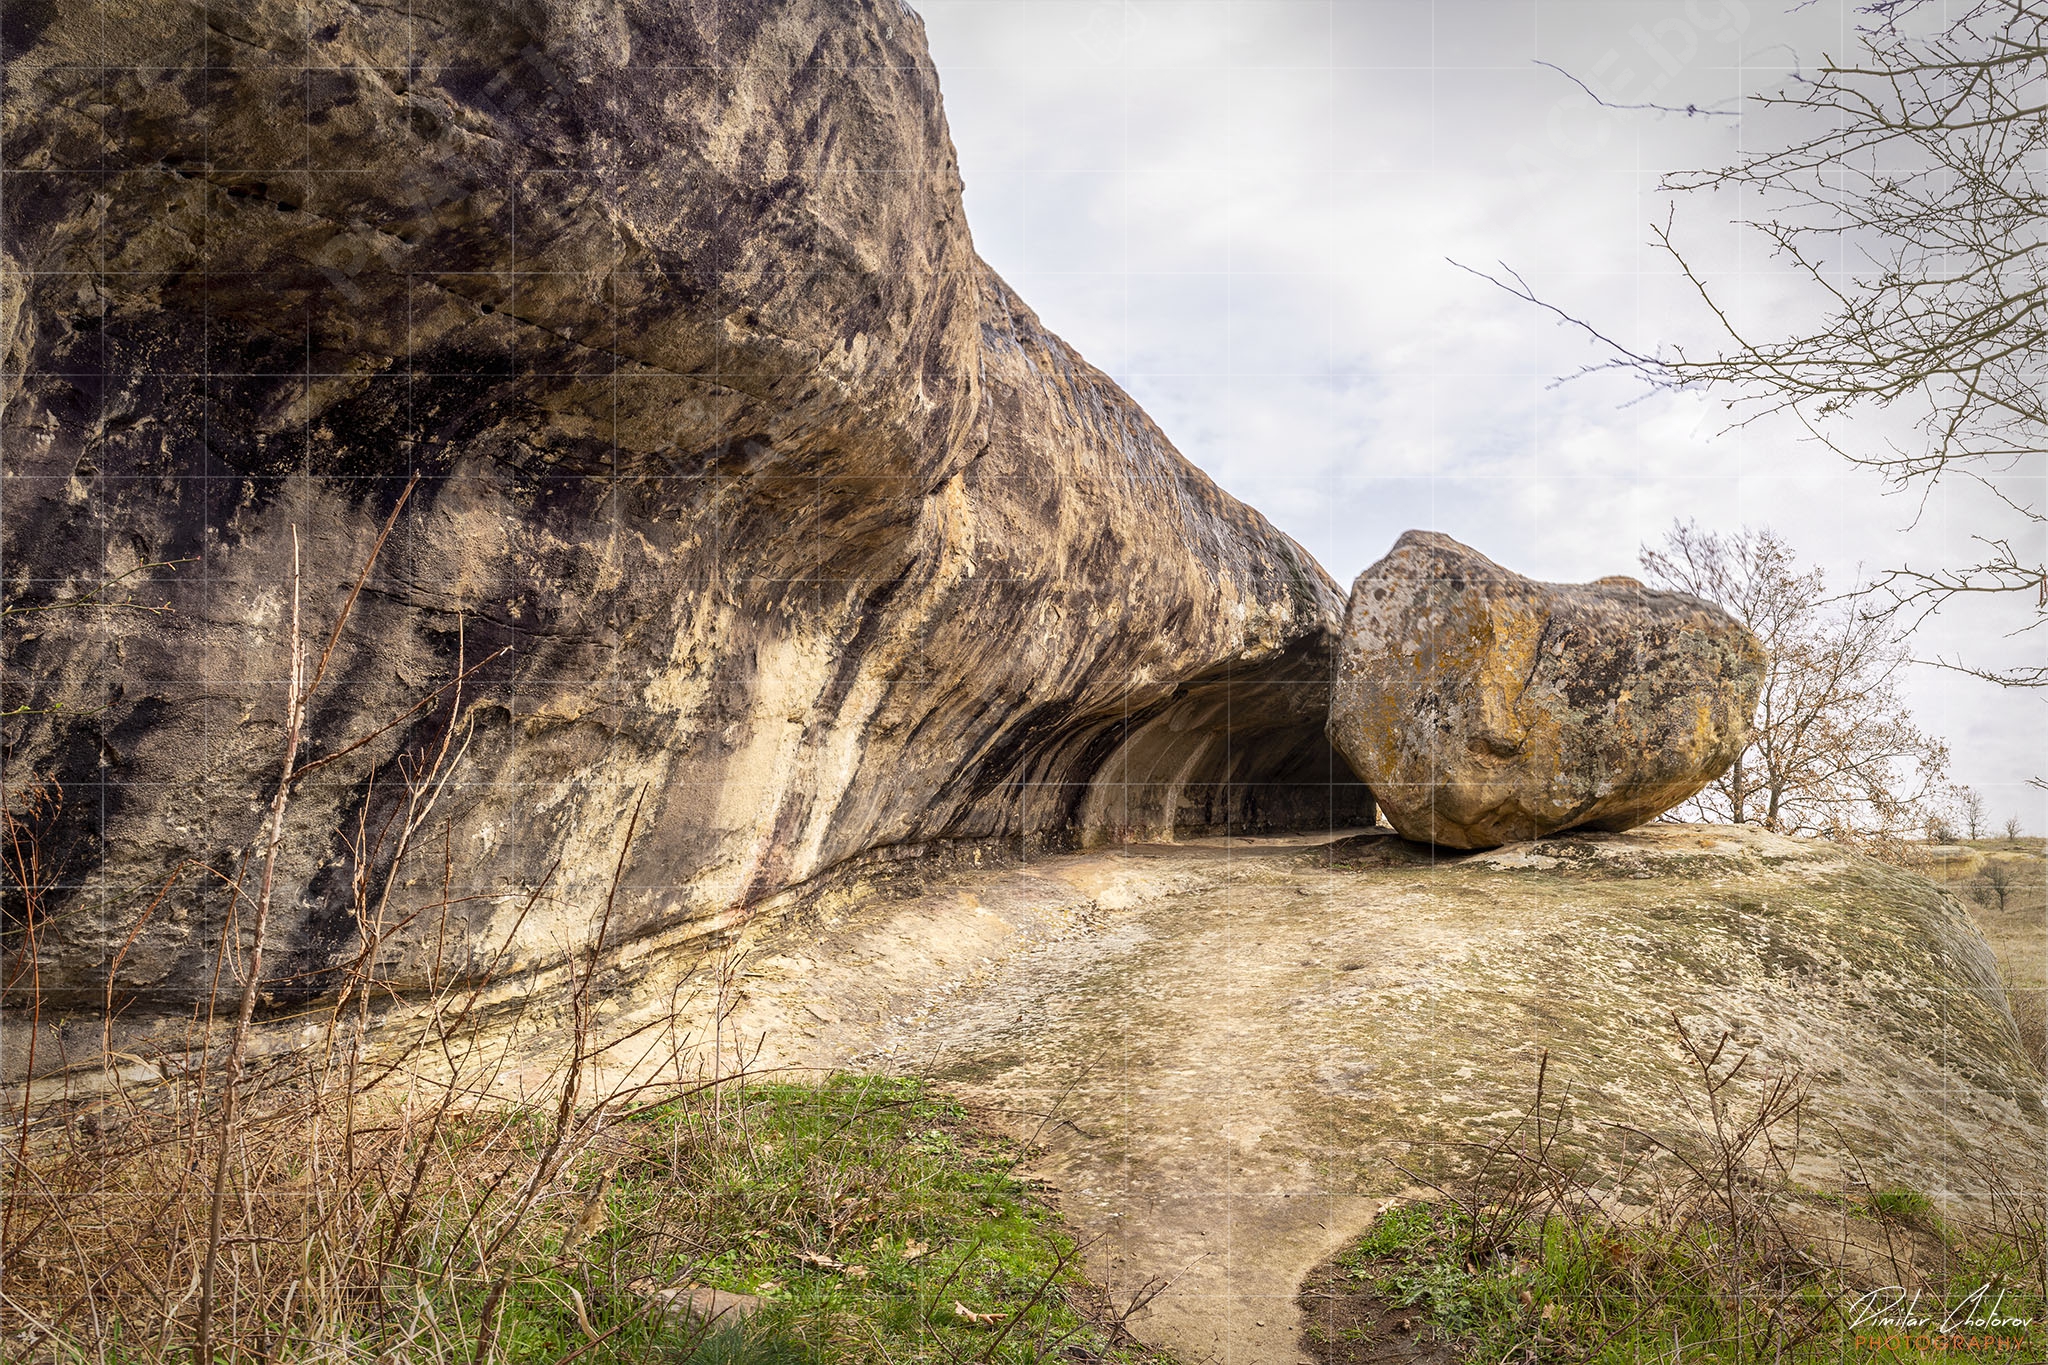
[911,0,2048,833]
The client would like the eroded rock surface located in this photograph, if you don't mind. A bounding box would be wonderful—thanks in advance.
[869,827,2036,1365]
[0,0,1369,1015]
[1329,531,1763,849]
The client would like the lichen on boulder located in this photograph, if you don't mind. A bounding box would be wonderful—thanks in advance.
[1328,531,1764,849]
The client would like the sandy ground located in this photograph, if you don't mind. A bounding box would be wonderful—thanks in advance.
[670,824,2042,1365]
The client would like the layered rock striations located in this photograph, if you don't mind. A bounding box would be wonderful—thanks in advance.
[1328,532,1763,849]
[0,0,1369,1013]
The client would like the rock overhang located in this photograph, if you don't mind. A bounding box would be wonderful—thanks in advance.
[0,0,1370,1017]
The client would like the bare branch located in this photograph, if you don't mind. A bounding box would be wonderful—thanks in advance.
[1513,0,2048,675]
[1640,520,1954,839]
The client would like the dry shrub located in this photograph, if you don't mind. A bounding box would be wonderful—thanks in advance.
[1,494,724,1362]
[0,845,728,1364]
[1341,1021,2045,1365]
[1957,1146,2048,1302]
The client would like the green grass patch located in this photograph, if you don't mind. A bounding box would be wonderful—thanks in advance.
[463,1074,1171,1364]
[1869,1188,1937,1225]
[1302,1200,2044,1365]
[12,1060,1176,1363]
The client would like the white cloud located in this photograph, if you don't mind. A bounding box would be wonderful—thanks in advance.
[916,0,2048,826]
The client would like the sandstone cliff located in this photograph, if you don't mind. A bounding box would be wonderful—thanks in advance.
[0,0,1369,1012]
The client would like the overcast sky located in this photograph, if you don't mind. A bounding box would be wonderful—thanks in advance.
[911,0,2048,833]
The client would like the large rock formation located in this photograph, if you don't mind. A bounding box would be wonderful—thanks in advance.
[0,0,1370,1019]
[1328,532,1762,849]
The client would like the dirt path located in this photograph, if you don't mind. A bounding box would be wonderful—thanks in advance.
[674,824,2041,1365]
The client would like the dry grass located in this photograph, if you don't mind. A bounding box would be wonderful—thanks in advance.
[1,1034,1176,1363]
[1926,840,2046,1076]
[0,492,680,1361]
[0,816,724,1363]
[1306,1027,2048,1365]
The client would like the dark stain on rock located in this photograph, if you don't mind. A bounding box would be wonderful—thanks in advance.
[0,0,57,60]
[4,0,1368,1017]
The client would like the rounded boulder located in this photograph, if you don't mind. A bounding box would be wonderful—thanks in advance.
[1328,531,1765,849]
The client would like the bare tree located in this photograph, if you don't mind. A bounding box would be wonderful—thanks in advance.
[2007,815,2028,842]
[1978,858,2016,911]
[1488,1,2047,683]
[1641,521,1952,840]
[1959,785,1989,839]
